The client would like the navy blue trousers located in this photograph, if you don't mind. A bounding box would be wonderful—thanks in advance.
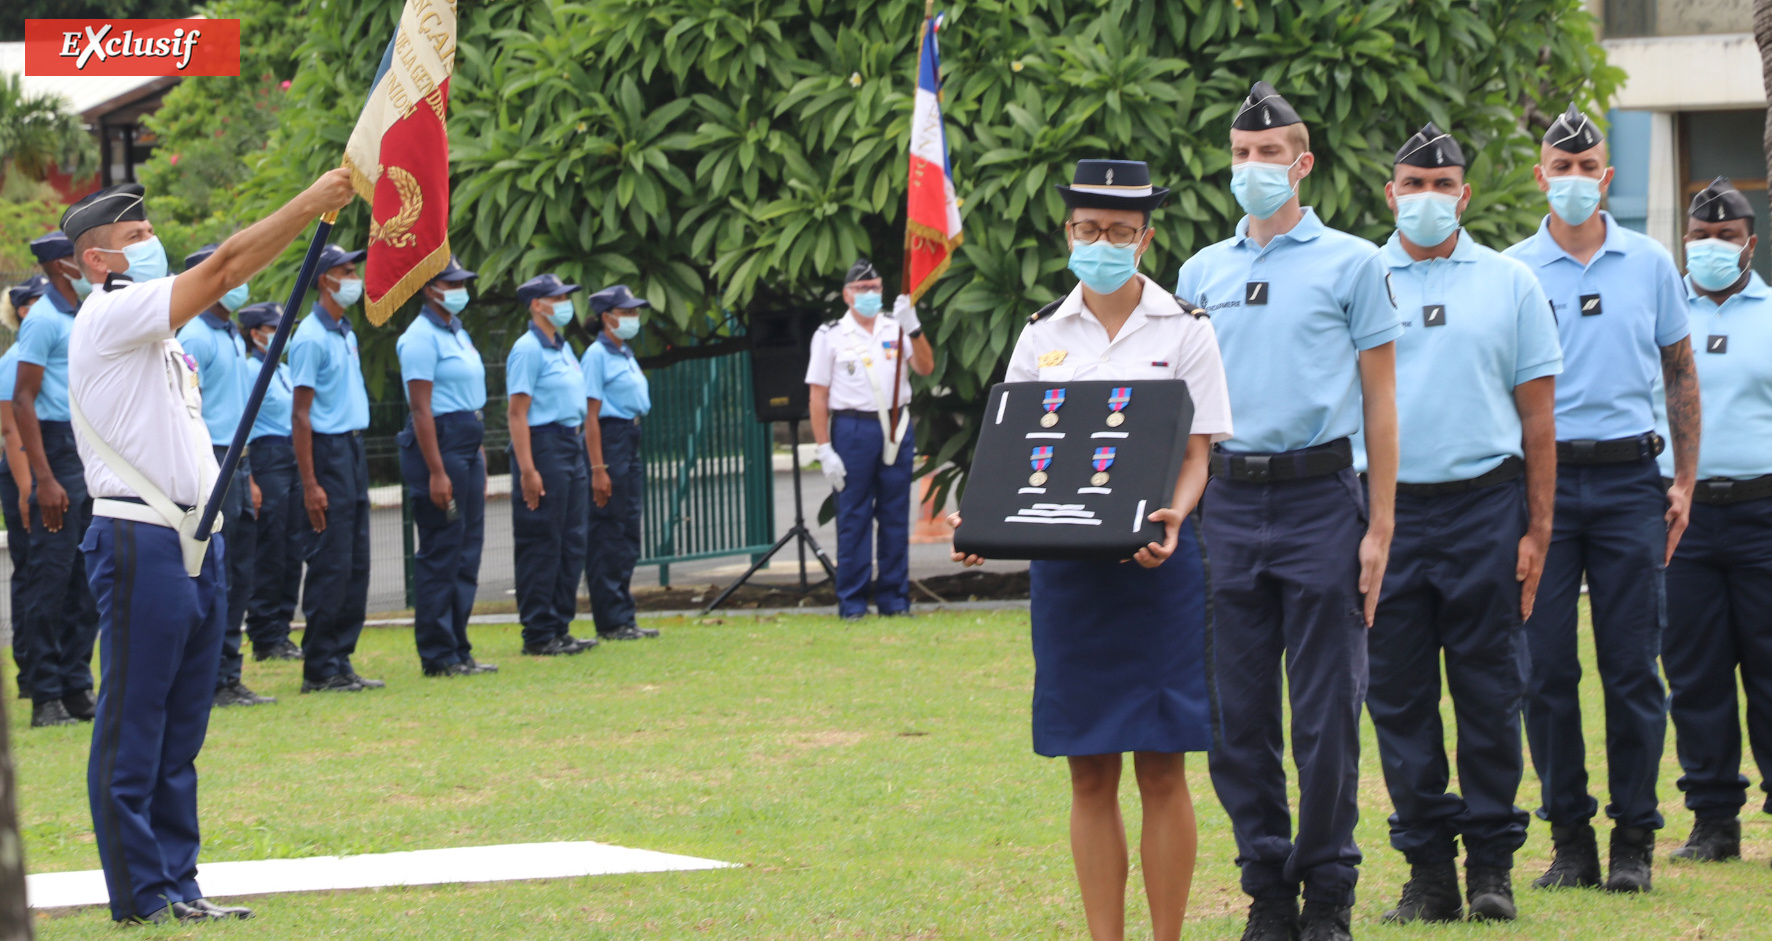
[1524,458,1668,830]
[23,421,98,703]
[1202,469,1368,906]
[299,432,370,684]
[400,412,486,669]
[1368,481,1531,868]
[82,518,226,921]
[245,436,301,653]
[214,450,253,687]
[511,427,587,647]
[586,418,643,634]
[1,459,33,698]
[830,412,912,618]
[1663,495,1772,818]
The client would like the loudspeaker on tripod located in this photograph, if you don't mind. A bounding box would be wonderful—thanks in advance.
[748,307,826,423]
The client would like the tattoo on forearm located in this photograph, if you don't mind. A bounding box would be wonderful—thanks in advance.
[1662,341,1701,474]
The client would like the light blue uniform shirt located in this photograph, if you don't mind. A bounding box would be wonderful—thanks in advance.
[1655,273,1772,479]
[42,283,77,315]
[396,305,488,415]
[581,335,651,420]
[249,349,294,439]
[1379,230,1563,482]
[0,346,21,403]
[12,305,75,421]
[1174,207,1404,453]
[505,324,586,427]
[287,304,371,434]
[1503,212,1690,441]
[176,311,252,446]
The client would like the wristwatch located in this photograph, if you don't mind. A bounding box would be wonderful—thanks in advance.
[908,328,923,339]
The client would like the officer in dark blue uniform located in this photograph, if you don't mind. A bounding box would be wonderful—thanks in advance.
[506,274,594,656]
[0,277,45,701]
[1174,82,1402,941]
[581,284,658,642]
[176,244,273,708]
[237,302,304,662]
[1502,105,1698,894]
[397,257,495,677]
[1653,178,1772,864]
[1365,125,1563,925]
[289,244,384,693]
[14,229,101,729]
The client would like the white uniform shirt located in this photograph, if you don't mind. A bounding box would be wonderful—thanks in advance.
[1006,276,1234,442]
[804,312,915,411]
[69,277,219,507]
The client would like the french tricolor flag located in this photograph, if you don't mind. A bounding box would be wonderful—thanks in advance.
[903,11,962,304]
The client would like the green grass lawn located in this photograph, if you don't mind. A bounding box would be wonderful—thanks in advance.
[9,606,1771,939]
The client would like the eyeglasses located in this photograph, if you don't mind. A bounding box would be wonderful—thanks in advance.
[1068,221,1148,247]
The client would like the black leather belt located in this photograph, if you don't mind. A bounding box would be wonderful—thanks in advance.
[530,423,582,436]
[1396,456,1523,497]
[250,434,292,446]
[434,409,484,424]
[212,444,249,459]
[113,495,195,513]
[833,408,898,420]
[1211,438,1353,484]
[1668,474,1772,506]
[1556,433,1662,465]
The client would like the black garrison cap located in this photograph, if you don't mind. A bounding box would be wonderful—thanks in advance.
[1055,159,1171,212]
[845,259,880,284]
[1689,176,1755,223]
[1395,123,1466,168]
[1231,81,1301,131]
[237,301,286,332]
[515,273,581,304]
[60,184,148,243]
[1544,103,1604,153]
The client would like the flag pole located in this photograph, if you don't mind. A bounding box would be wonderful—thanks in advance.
[193,208,339,540]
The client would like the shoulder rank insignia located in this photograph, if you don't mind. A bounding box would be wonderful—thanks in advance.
[1037,349,1067,369]
[1176,294,1208,319]
[1027,298,1064,325]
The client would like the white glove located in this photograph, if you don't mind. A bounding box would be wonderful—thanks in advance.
[817,443,847,492]
[889,294,921,334]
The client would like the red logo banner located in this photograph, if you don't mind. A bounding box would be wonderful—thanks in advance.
[23,20,240,77]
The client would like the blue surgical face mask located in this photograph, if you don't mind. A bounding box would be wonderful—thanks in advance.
[60,260,93,298]
[220,283,250,312]
[613,314,641,340]
[1230,155,1303,220]
[1068,241,1141,294]
[549,299,575,329]
[98,235,169,282]
[1546,175,1602,226]
[439,287,470,314]
[330,277,363,307]
[1686,238,1749,292]
[1394,192,1461,248]
[853,291,883,316]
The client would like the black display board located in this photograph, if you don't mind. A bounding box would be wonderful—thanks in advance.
[952,380,1193,560]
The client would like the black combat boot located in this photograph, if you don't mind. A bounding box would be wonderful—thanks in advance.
[1669,816,1740,862]
[1381,859,1461,923]
[1465,865,1517,921]
[1298,901,1353,941]
[1604,826,1654,893]
[1531,821,1601,889]
[1238,896,1299,941]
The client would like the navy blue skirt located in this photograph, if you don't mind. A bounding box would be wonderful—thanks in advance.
[1028,518,1216,757]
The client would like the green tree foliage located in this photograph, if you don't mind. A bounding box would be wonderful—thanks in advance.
[240,0,1617,500]
[0,74,100,199]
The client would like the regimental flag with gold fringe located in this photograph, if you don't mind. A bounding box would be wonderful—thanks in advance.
[342,0,456,325]
[903,10,962,304]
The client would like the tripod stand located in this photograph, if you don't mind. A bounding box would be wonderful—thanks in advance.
[705,418,835,612]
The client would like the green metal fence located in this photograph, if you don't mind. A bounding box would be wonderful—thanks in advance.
[640,352,775,584]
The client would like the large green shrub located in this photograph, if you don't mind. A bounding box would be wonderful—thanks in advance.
[233,0,1617,497]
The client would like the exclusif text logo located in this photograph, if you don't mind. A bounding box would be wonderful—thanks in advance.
[23,20,240,77]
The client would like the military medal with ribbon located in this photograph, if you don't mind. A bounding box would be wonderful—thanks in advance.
[1090,447,1116,486]
[1041,388,1066,427]
[1028,446,1053,486]
[1106,386,1131,427]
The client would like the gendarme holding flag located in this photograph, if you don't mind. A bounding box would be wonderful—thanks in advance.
[65,169,354,925]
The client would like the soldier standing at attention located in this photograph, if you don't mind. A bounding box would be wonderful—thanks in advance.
[1502,105,1698,895]
[176,243,273,708]
[1175,81,1402,941]
[0,277,44,702]
[581,284,659,642]
[289,244,384,693]
[1364,124,1562,925]
[13,229,101,729]
[238,302,305,662]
